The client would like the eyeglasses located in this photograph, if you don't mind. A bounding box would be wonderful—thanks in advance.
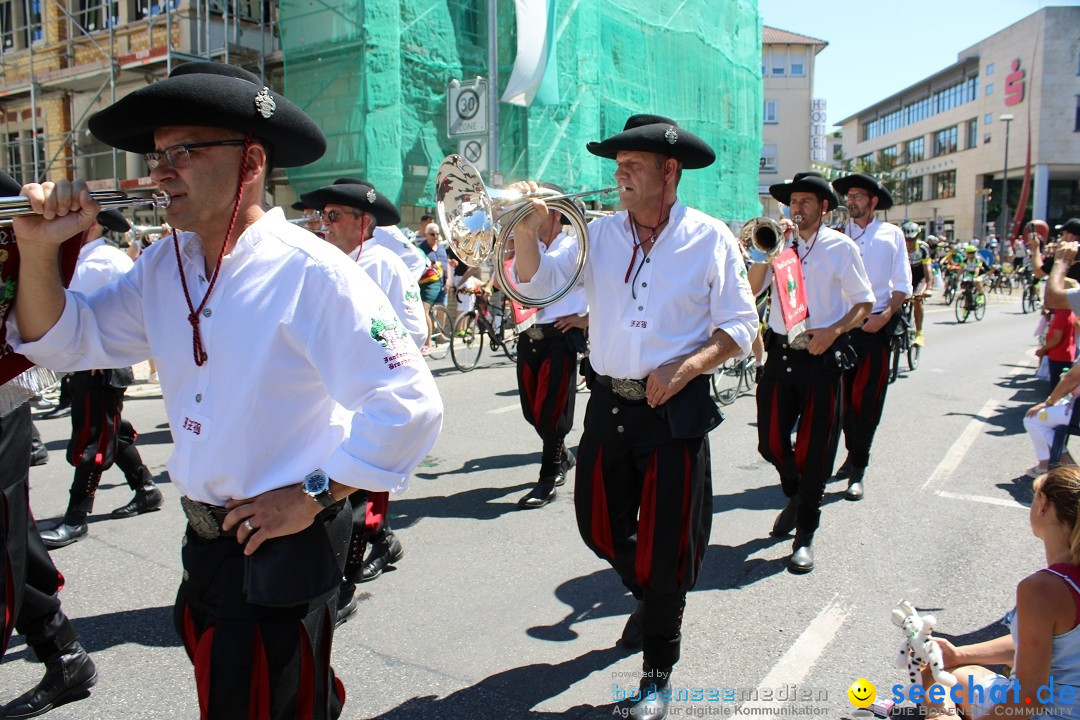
[844,192,871,202]
[426,232,439,237]
[144,140,246,170]
[323,209,360,224]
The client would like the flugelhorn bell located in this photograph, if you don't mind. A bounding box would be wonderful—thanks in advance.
[0,190,170,228]
[434,154,620,307]
[741,217,787,261]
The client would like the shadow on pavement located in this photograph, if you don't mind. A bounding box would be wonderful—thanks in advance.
[372,646,625,719]
[3,605,181,664]
[391,481,545,526]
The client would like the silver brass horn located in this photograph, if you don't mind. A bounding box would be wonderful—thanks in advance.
[0,190,170,227]
[435,154,620,307]
[826,205,849,231]
[741,217,787,261]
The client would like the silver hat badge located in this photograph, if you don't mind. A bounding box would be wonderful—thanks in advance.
[366,188,377,204]
[665,126,678,144]
[254,87,276,119]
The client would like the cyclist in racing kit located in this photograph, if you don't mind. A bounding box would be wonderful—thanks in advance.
[902,221,932,346]
[960,244,989,298]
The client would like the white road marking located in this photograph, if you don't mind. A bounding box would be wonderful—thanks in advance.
[737,596,850,718]
[920,398,1000,491]
[935,490,1027,510]
[488,403,521,415]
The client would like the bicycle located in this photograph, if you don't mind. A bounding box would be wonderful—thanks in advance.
[450,292,520,372]
[1020,268,1042,314]
[710,354,758,406]
[889,300,920,383]
[942,269,960,305]
[954,277,986,323]
[423,302,452,360]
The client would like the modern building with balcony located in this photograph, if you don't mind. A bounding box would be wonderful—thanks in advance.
[837,5,1079,241]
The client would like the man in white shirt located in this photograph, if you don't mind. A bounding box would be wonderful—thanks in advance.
[513,114,758,720]
[829,174,912,501]
[39,209,163,550]
[372,225,429,281]
[7,61,442,719]
[514,188,588,510]
[301,178,425,621]
[749,172,874,574]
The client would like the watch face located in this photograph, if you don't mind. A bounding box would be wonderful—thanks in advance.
[304,471,330,495]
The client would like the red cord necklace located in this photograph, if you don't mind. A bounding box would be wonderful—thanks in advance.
[171,136,253,367]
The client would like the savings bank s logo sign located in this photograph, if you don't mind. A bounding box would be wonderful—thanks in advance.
[1004,58,1026,106]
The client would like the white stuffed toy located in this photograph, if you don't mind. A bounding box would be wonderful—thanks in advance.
[892,600,957,687]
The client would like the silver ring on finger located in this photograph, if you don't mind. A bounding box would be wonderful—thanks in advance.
[243,519,255,532]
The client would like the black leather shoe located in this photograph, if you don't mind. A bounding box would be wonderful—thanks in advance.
[844,468,865,501]
[336,584,358,627]
[833,456,852,480]
[2,641,97,718]
[627,667,671,720]
[517,481,557,509]
[539,447,575,488]
[788,534,815,574]
[42,405,71,419]
[29,447,48,467]
[111,485,163,518]
[360,529,404,582]
[770,498,798,537]
[40,523,88,549]
[620,600,645,648]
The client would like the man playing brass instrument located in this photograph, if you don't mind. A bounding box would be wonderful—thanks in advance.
[748,172,873,574]
[513,114,758,720]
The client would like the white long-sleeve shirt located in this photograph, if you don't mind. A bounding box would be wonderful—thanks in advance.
[844,218,912,312]
[349,243,427,350]
[371,226,428,280]
[9,208,443,505]
[515,200,758,379]
[70,237,133,295]
[534,232,588,323]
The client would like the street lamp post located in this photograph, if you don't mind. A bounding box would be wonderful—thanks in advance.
[999,113,1014,239]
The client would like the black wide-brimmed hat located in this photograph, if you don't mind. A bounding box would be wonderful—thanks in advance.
[96,209,130,233]
[87,61,325,168]
[1059,218,1080,236]
[300,178,401,227]
[290,200,309,212]
[832,172,893,211]
[586,114,715,169]
[769,171,840,210]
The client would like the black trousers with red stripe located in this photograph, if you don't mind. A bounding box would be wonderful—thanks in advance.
[65,370,151,523]
[174,518,348,720]
[1,403,79,662]
[841,324,895,471]
[517,327,580,473]
[575,383,712,671]
[756,336,845,535]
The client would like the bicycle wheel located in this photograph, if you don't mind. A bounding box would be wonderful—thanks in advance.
[943,281,956,305]
[954,293,969,323]
[450,312,483,372]
[906,333,921,371]
[974,292,986,321]
[889,338,901,383]
[426,304,452,360]
[501,330,519,362]
[1022,286,1033,313]
[743,358,759,389]
[712,358,740,406]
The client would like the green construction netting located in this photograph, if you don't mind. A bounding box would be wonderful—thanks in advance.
[279,0,761,222]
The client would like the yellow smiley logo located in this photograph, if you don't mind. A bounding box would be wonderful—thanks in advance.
[847,679,876,708]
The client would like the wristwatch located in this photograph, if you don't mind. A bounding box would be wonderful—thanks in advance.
[302,469,336,508]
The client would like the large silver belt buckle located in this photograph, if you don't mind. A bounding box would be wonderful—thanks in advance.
[611,378,646,401]
[787,330,812,351]
[180,496,221,540]
[525,326,545,341]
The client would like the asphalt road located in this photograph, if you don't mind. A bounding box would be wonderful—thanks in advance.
[0,290,1049,719]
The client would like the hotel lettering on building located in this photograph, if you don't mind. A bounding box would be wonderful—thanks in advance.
[837,6,1079,241]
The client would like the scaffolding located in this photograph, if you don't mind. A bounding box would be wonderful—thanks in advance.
[0,0,281,215]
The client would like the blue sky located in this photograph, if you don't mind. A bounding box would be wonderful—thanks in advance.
[758,0,1060,128]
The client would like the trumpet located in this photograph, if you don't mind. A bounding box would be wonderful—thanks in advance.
[128,224,167,237]
[288,216,320,226]
[0,190,171,228]
[741,217,787,261]
[435,154,620,307]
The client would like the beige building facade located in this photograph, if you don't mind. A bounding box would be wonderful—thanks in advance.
[837,6,1080,242]
[759,26,828,219]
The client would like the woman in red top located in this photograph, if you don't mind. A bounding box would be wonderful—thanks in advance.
[1037,298,1077,390]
